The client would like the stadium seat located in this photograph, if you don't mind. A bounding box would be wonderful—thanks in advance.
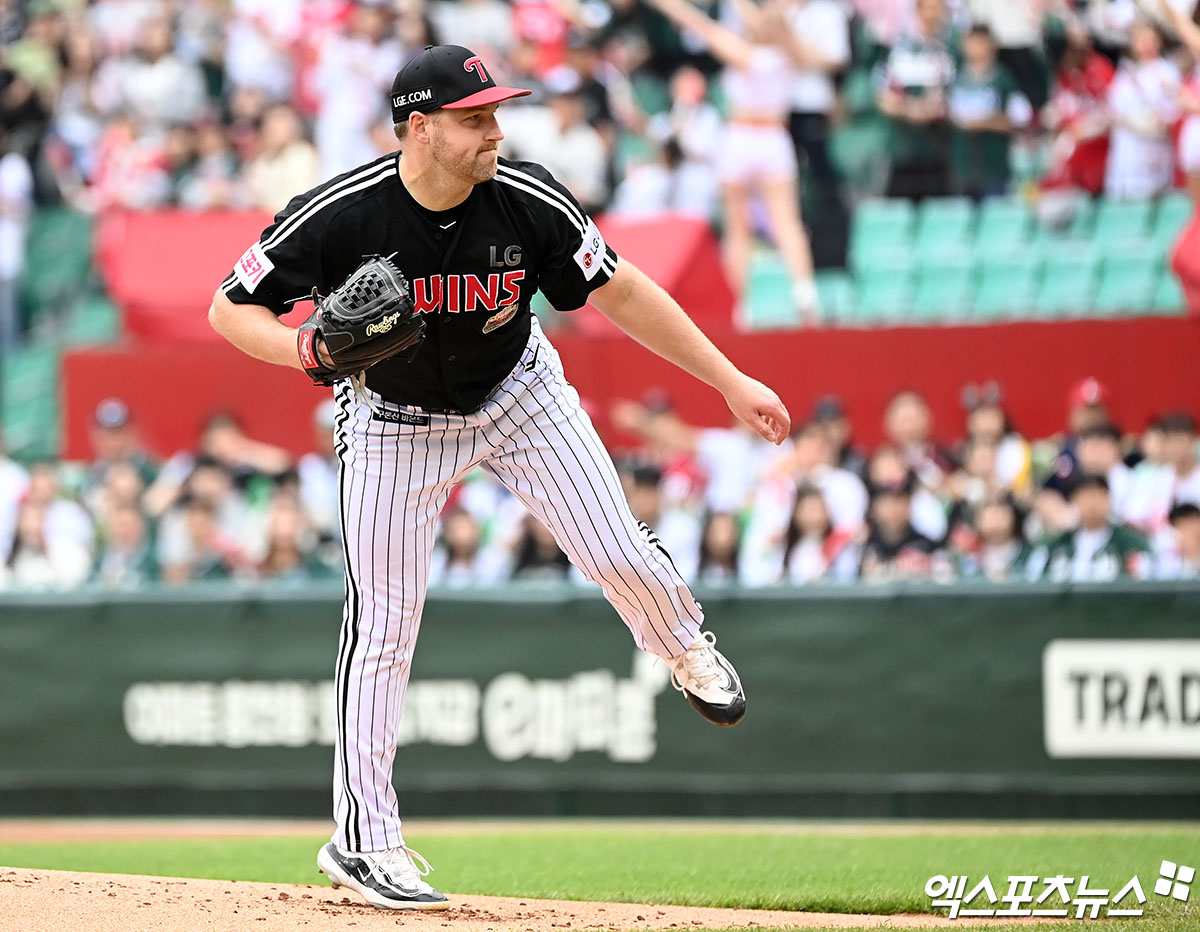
[855,276,912,324]
[1093,252,1159,315]
[1092,198,1154,247]
[815,270,855,324]
[913,197,975,260]
[1033,250,1099,317]
[849,198,915,272]
[1032,197,1097,247]
[743,251,801,329]
[912,261,973,322]
[1151,192,1194,250]
[974,198,1032,256]
[973,253,1040,320]
[1151,270,1186,314]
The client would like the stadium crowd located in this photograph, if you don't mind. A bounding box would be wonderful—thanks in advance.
[1,379,1198,590]
[3,0,1200,344]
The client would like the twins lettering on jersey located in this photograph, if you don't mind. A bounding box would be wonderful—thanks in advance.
[411,270,524,315]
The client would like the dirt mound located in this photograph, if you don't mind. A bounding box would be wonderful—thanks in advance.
[0,867,1005,931]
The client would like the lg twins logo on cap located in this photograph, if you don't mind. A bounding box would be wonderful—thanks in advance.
[463,56,489,83]
[234,242,275,294]
[572,218,606,281]
[392,87,434,109]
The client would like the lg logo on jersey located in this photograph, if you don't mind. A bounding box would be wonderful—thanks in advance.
[412,270,524,314]
[489,245,522,267]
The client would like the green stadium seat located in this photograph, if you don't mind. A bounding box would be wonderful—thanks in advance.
[815,270,855,324]
[1092,198,1153,247]
[744,251,800,329]
[973,253,1040,320]
[65,293,120,347]
[829,117,891,197]
[974,198,1032,256]
[849,198,915,272]
[913,197,975,260]
[1093,252,1159,315]
[1151,270,1186,314]
[1034,250,1099,317]
[912,264,973,321]
[855,276,912,324]
[1151,192,1194,250]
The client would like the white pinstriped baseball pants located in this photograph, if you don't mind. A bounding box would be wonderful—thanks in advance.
[330,318,704,852]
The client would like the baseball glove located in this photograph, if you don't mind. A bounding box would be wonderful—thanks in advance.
[296,255,425,387]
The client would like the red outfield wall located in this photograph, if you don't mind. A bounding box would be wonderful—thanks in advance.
[62,316,1200,461]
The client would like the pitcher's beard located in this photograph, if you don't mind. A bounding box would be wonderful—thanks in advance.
[431,137,498,185]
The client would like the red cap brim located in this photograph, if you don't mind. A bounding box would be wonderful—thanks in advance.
[443,86,532,109]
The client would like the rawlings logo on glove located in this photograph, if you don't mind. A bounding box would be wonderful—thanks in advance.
[296,255,425,387]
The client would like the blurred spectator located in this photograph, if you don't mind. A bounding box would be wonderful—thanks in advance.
[154,457,253,576]
[1039,23,1114,216]
[93,16,208,128]
[93,500,157,588]
[2,500,93,590]
[176,121,244,210]
[954,494,1032,581]
[510,514,572,582]
[772,421,869,529]
[947,25,1033,198]
[1030,474,1150,581]
[945,437,1005,533]
[0,129,31,354]
[612,66,720,218]
[23,462,94,560]
[430,507,509,587]
[865,444,948,542]
[875,0,958,200]
[244,103,320,212]
[428,0,514,62]
[967,0,1049,108]
[860,475,951,581]
[610,394,771,514]
[781,0,851,200]
[1124,411,1200,535]
[1155,501,1200,579]
[1041,376,1113,497]
[696,511,741,585]
[961,388,1032,499]
[311,1,402,178]
[780,485,860,585]
[812,395,867,478]
[883,390,955,495]
[160,494,241,584]
[257,490,331,583]
[645,0,819,321]
[1104,19,1181,200]
[501,66,609,213]
[1161,0,1200,201]
[223,0,303,104]
[1075,422,1135,521]
[85,398,157,489]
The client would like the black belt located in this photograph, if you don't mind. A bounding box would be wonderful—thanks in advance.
[384,344,541,416]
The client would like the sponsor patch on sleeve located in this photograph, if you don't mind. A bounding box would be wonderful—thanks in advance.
[233,242,275,294]
[572,218,606,281]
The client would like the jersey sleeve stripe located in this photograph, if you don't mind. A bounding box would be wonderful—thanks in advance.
[496,165,586,231]
[492,175,585,235]
[259,160,395,255]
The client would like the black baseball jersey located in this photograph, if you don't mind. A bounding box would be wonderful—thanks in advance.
[220,152,619,412]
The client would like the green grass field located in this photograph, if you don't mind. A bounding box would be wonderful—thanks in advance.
[1,821,1197,931]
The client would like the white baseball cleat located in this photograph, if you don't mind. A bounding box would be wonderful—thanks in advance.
[317,842,450,910]
[670,631,746,727]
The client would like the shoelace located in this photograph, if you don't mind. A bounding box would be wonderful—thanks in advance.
[375,845,434,885]
[670,631,720,693]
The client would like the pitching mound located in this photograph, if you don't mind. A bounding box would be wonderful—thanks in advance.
[1,867,1035,931]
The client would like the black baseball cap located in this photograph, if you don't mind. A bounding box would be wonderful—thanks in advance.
[390,45,531,123]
